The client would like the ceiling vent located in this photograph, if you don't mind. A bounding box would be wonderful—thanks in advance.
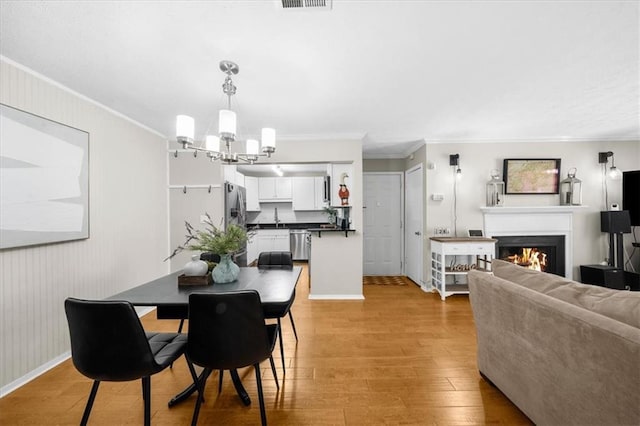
[279,0,332,10]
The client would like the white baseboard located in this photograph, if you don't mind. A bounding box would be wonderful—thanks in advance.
[1,351,71,397]
[0,306,157,397]
[308,294,365,300]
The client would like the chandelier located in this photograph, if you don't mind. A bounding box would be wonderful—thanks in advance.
[175,60,276,163]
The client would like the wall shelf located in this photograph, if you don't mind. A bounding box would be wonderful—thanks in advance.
[309,228,355,238]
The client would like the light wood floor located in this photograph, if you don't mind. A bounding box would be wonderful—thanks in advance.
[0,265,532,425]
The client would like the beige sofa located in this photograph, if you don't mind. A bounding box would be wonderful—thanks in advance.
[468,260,640,426]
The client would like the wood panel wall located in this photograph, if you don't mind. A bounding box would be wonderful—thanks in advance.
[0,58,170,394]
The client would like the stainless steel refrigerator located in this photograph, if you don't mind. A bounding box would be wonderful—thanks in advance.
[224,181,248,267]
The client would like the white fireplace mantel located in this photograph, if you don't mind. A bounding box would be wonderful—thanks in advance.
[481,206,585,279]
[480,206,588,214]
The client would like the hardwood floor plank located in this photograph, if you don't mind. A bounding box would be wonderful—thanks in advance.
[0,264,532,425]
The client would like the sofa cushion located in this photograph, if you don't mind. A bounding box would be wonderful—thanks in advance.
[492,259,572,293]
[546,283,640,329]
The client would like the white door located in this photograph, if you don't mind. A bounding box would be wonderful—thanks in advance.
[405,165,424,286]
[363,173,403,275]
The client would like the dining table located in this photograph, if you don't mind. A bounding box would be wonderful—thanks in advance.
[106,266,302,407]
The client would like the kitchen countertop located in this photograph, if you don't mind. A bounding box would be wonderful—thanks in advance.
[247,222,328,231]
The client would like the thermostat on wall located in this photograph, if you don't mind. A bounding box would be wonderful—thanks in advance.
[468,229,483,237]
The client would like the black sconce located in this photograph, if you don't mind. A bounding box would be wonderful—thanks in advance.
[598,151,622,180]
[450,154,462,178]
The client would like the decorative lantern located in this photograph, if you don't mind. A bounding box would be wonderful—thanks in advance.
[560,168,582,206]
[486,169,505,207]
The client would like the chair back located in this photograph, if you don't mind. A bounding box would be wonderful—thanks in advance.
[257,251,293,270]
[187,291,271,370]
[64,298,156,382]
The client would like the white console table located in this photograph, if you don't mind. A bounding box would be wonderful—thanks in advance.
[430,237,497,301]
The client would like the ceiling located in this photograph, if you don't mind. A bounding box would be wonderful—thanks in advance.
[0,1,638,159]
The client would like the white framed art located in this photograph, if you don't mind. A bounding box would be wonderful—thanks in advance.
[0,104,89,249]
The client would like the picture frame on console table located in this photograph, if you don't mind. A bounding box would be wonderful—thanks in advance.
[503,158,561,194]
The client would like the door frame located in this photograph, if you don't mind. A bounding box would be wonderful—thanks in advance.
[404,164,424,286]
[363,172,404,276]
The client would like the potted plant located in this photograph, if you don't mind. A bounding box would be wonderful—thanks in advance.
[167,213,247,283]
[323,206,338,227]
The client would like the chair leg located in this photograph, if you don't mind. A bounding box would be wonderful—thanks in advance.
[218,369,224,392]
[277,318,285,373]
[142,376,151,426]
[254,363,267,426]
[80,381,100,426]
[288,311,298,342]
[269,356,279,390]
[170,319,186,369]
[184,356,205,404]
[191,368,211,426]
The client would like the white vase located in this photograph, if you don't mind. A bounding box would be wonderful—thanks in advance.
[184,254,208,276]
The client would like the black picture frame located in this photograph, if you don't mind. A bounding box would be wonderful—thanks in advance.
[503,158,561,194]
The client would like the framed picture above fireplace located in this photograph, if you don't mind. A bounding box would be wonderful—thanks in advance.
[503,158,561,194]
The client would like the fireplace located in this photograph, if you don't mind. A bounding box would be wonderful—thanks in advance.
[494,235,566,276]
[482,206,579,279]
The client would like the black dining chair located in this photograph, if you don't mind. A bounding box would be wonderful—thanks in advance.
[64,297,195,426]
[257,251,298,373]
[187,291,279,426]
[171,252,222,334]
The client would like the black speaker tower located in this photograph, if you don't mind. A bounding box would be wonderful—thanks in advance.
[600,211,631,269]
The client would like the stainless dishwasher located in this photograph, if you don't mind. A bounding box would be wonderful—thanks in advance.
[290,230,311,260]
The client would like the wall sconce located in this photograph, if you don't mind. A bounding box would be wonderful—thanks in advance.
[598,151,622,180]
[450,154,462,179]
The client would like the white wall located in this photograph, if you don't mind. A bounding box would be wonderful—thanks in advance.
[167,147,224,271]
[0,59,169,393]
[272,139,364,299]
[425,140,640,284]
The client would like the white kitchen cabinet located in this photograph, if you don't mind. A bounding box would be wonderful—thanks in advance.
[430,237,496,301]
[293,176,326,211]
[256,229,290,254]
[258,177,292,201]
[235,171,244,187]
[244,176,261,212]
[292,177,315,210]
[313,176,326,209]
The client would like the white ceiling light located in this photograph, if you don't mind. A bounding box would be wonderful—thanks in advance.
[176,60,276,164]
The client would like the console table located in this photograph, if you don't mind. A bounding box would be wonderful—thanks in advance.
[430,237,497,300]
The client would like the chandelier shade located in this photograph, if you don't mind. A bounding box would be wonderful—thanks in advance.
[246,139,259,156]
[176,115,194,143]
[218,109,236,137]
[174,60,276,164]
[261,128,276,153]
[205,135,220,152]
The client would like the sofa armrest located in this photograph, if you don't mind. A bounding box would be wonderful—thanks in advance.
[468,270,640,426]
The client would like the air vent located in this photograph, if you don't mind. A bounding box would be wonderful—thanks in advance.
[280,0,332,10]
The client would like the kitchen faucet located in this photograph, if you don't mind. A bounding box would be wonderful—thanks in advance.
[274,207,280,228]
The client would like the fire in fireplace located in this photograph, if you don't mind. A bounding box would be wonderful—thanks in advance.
[504,247,548,271]
[494,235,565,277]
